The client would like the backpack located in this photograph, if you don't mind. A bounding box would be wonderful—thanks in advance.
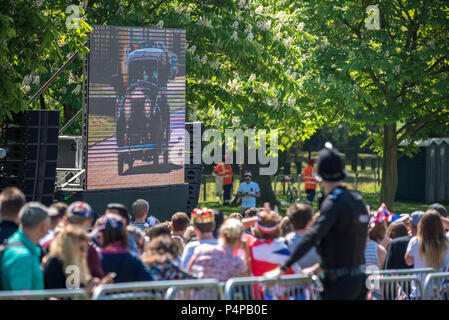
[0,240,24,291]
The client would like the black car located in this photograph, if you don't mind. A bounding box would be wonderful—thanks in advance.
[115,48,171,175]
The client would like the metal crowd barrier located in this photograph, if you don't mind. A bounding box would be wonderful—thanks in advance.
[424,272,449,300]
[2,270,446,300]
[367,274,424,300]
[366,267,434,277]
[0,288,88,300]
[224,274,323,300]
[92,279,225,300]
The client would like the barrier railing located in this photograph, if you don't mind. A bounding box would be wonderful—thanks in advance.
[1,269,446,300]
[367,275,424,300]
[0,288,88,300]
[366,267,434,277]
[424,272,449,300]
[92,279,225,300]
[224,274,323,300]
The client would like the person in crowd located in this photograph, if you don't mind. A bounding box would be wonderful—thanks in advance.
[127,225,147,255]
[279,216,293,238]
[237,171,260,216]
[146,215,160,229]
[428,203,448,218]
[405,210,449,296]
[243,207,259,218]
[148,223,171,240]
[212,208,224,239]
[105,203,131,225]
[364,224,383,300]
[385,211,423,270]
[141,234,194,281]
[246,208,296,275]
[42,224,115,297]
[301,159,318,204]
[180,208,218,271]
[105,203,140,255]
[405,209,449,271]
[285,203,321,269]
[43,225,94,289]
[241,207,259,236]
[365,212,390,270]
[0,187,26,243]
[188,218,248,281]
[428,203,449,233]
[1,202,50,290]
[265,143,370,300]
[184,225,196,243]
[95,213,152,283]
[44,201,105,279]
[170,212,190,244]
[228,213,243,220]
[369,219,392,252]
[365,226,384,270]
[130,199,149,231]
[386,221,409,240]
[213,158,234,205]
[39,202,67,247]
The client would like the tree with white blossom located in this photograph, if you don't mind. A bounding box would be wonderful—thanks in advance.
[291,0,449,208]
[90,0,321,205]
[0,0,90,125]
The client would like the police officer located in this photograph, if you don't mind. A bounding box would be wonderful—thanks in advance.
[265,142,370,300]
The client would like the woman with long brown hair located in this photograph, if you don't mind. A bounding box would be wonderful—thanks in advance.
[96,213,152,283]
[405,210,449,270]
[405,210,449,295]
[141,234,194,281]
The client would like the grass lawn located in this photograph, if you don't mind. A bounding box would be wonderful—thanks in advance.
[199,191,449,217]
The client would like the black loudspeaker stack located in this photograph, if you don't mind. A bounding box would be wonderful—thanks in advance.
[185,122,204,214]
[0,110,60,205]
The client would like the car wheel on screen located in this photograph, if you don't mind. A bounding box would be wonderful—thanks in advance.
[164,149,169,164]
[118,153,125,176]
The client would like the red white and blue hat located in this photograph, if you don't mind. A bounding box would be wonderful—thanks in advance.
[98,214,125,231]
[67,201,92,219]
[244,170,252,177]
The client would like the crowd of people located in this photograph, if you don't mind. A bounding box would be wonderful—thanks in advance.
[0,143,448,300]
[0,186,292,296]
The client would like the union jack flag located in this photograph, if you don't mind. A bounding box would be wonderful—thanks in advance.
[371,203,400,224]
[395,284,408,300]
[438,265,449,300]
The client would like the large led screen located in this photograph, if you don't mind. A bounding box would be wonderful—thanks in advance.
[87,26,185,190]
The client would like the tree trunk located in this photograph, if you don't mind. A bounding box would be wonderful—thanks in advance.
[380,124,398,210]
[63,103,78,124]
[229,140,279,208]
[39,95,46,109]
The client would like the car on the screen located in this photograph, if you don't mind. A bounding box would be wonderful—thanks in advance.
[115,48,171,175]
[138,40,178,80]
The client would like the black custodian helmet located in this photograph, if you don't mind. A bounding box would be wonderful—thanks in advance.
[316,142,348,182]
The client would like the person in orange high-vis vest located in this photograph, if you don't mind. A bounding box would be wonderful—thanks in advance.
[214,162,233,205]
[302,159,317,204]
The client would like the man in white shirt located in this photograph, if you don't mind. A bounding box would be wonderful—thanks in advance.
[237,170,260,216]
